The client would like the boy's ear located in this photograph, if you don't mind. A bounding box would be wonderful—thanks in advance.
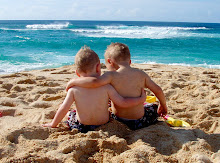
[107,58,112,64]
[96,63,101,74]
[76,70,80,77]
[129,60,131,65]
[107,58,115,67]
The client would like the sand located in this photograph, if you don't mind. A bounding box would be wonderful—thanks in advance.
[0,63,219,163]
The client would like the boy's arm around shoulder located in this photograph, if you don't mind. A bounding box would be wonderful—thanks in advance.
[42,88,75,128]
[66,72,113,91]
[107,84,146,108]
[144,73,168,116]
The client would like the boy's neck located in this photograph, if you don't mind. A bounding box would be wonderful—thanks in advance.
[117,61,131,68]
[80,72,100,78]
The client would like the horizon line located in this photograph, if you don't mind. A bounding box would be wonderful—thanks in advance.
[0,19,220,24]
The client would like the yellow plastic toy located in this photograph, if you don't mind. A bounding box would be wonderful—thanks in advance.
[146,96,156,103]
[145,96,190,127]
[163,115,190,127]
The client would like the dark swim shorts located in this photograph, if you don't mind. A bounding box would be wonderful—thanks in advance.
[66,110,101,133]
[111,103,159,130]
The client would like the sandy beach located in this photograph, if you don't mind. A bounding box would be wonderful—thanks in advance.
[0,63,219,162]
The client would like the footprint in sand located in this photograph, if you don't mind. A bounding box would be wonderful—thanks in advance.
[51,69,74,74]
[175,112,192,119]
[2,83,13,91]
[35,76,46,80]
[197,120,214,131]
[0,108,16,116]
[211,84,219,90]
[172,108,186,113]
[37,87,61,94]
[11,85,27,92]
[42,95,62,101]
[99,137,129,154]
[207,108,220,117]
[41,82,60,87]
[17,79,36,84]
[41,68,57,72]
[61,139,99,154]
[6,127,50,144]
[0,101,16,107]
[209,75,219,79]
[169,82,188,89]
[0,74,21,78]
[1,97,29,106]
[202,71,215,75]
[30,101,52,108]
[0,97,17,107]
[44,110,56,119]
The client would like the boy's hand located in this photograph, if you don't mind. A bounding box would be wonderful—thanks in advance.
[157,105,167,117]
[42,123,56,128]
[66,80,74,92]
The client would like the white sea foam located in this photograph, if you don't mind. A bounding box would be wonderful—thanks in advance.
[197,63,220,69]
[15,36,31,40]
[131,60,220,69]
[71,25,213,39]
[97,25,207,30]
[0,27,10,31]
[26,22,70,29]
[0,61,60,74]
[168,63,220,69]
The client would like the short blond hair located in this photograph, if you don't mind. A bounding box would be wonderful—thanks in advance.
[75,46,99,73]
[104,43,130,63]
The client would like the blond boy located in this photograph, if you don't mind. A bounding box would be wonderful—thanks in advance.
[43,46,146,133]
[66,43,168,130]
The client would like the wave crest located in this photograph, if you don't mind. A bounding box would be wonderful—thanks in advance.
[96,25,207,31]
[26,22,70,29]
[70,25,212,39]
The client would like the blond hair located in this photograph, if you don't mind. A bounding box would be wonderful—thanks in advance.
[104,43,130,63]
[75,46,99,73]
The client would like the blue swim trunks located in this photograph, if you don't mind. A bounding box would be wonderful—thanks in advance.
[111,103,159,130]
[67,110,101,133]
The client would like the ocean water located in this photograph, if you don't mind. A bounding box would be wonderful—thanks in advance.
[0,20,220,74]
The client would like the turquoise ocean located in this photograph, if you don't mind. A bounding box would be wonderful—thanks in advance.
[0,20,220,74]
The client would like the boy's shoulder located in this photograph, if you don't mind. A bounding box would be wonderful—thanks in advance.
[102,70,118,78]
[130,67,147,75]
[68,87,77,93]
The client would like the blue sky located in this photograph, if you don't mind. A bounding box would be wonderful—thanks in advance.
[0,0,220,23]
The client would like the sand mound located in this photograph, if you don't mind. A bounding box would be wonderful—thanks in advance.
[0,64,219,162]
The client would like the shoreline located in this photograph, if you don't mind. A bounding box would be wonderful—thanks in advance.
[1,62,220,75]
[0,63,219,162]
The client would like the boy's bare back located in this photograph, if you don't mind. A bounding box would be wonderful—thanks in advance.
[71,85,110,125]
[109,66,147,119]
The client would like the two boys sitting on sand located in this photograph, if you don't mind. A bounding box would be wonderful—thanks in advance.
[43,43,168,132]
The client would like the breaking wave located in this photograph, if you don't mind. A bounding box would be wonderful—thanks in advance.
[26,22,70,29]
[70,25,213,39]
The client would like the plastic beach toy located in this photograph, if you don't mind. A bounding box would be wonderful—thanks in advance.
[144,96,190,127]
[163,115,190,127]
[146,96,156,103]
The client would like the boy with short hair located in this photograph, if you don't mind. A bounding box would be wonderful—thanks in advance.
[66,43,168,130]
[42,46,146,133]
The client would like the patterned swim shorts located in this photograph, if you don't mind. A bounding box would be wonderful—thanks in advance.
[111,103,159,130]
[66,110,101,133]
